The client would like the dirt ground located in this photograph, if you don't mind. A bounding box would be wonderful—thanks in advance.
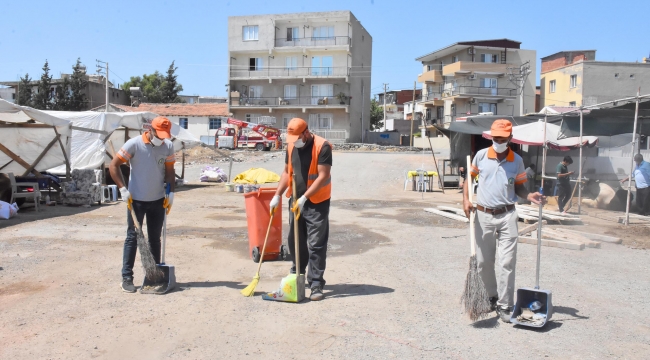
[2,151,650,359]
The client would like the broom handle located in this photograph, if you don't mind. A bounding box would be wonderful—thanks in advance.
[467,155,476,257]
[161,210,167,264]
[113,157,144,234]
[292,174,301,274]
[254,210,275,274]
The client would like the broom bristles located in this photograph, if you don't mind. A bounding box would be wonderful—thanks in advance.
[136,231,165,283]
[240,274,260,297]
[461,255,493,322]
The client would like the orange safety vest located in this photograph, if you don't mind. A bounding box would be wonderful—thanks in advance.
[286,134,332,204]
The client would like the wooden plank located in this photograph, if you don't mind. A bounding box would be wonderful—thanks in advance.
[53,127,71,179]
[436,205,466,215]
[71,126,108,135]
[0,159,14,171]
[22,134,60,176]
[517,208,580,221]
[519,236,585,250]
[517,205,580,218]
[0,142,41,176]
[556,228,622,244]
[542,229,601,248]
[518,222,546,236]
[424,208,469,223]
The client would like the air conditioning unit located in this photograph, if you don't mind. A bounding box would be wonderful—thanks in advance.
[468,74,477,80]
[467,48,475,55]
[469,98,477,105]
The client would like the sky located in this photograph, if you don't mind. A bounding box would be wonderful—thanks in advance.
[1,0,648,99]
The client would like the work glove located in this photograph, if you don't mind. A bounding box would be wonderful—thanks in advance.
[163,192,174,215]
[291,195,307,214]
[119,187,132,210]
[269,195,280,215]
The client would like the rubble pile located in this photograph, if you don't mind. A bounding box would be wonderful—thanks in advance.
[335,143,425,152]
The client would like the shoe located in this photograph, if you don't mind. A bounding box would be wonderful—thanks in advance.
[496,306,512,323]
[489,297,498,312]
[310,286,324,301]
[121,278,137,293]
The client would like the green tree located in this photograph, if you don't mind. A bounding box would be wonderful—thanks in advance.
[161,61,183,103]
[33,60,53,110]
[369,98,383,130]
[53,76,71,110]
[68,58,87,111]
[17,73,33,106]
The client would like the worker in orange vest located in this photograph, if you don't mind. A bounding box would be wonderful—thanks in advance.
[270,118,332,301]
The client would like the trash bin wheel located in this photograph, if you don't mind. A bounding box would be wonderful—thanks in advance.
[252,247,261,263]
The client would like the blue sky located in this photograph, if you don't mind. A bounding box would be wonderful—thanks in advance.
[1,0,648,98]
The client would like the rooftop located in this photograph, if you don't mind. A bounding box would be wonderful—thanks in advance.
[415,39,522,62]
[541,50,597,60]
[111,103,229,117]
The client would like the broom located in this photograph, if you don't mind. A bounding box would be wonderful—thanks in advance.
[460,155,492,321]
[111,149,164,284]
[240,208,276,297]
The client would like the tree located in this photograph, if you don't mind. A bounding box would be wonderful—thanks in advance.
[17,73,33,106]
[122,62,185,104]
[53,76,71,110]
[161,61,183,103]
[33,60,53,110]
[68,58,87,111]
[369,98,383,130]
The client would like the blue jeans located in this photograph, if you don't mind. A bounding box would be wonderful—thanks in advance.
[122,198,165,279]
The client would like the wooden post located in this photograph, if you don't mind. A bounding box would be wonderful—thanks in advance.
[22,134,60,176]
[53,127,71,179]
[0,143,42,177]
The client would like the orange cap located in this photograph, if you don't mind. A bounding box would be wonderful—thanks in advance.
[286,118,308,143]
[490,119,513,137]
[151,116,172,139]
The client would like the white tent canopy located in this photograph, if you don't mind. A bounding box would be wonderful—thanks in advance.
[482,121,599,150]
[0,99,72,176]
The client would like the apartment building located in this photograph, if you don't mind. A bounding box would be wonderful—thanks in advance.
[540,50,650,108]
[415,39,536,125]
[227,11,372,143]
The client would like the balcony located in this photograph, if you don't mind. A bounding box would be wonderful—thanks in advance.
[230,66,350,80]
[442,85,517,99]
[275,36,350,48]
[230,96,349,110]
[417,69,443,83]
[442,61,509,77]
[421,92,444,106]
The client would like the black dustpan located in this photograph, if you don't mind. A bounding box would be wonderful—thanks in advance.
[141,210,176,294]
[511,187,553,327]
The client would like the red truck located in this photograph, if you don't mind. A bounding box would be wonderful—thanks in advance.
[215,117,282,151]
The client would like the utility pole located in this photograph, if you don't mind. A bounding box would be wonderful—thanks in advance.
[382,83,388,131]
[507,61,531,116]
[96,60,109,112]
[410,81,416,147]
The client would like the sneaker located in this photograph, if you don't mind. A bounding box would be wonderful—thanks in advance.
[121,278,137,293]
[496,306,512,323]
[310,286,324,301]
[489,297,498,312]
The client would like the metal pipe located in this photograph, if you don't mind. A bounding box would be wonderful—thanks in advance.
[624,89,641,225]
[578,108,583,214]
[536,114,548,289]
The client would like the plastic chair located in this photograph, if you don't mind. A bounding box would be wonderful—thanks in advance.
[8,172,41,211]
[416,169,429,193]
[403,170,411,191]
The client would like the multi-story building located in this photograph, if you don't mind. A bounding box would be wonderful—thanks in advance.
[540,50,650,108]
[415,39,536,125]
[227,11,372,144]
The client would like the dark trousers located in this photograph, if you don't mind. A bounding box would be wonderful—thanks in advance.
[557,182,572,212]
[122,198,165,279]
[637,187,650,215]
[288,197,330,288]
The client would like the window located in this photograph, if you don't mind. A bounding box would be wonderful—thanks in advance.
[242,25,258,41]
[480,54,498,63]
[480,78,497,88]
[308,113,333,129]
[286,27,299,41]
[569,101,576,107]
[311,84,333,105]
[312,26,334,39]
[249,57,263,71]
[311,56,333,75]
[549,80,556,93]
[209,118,222,129]
[179,118,188,129]
[285,56,298,70]
[282,113,296,128]
[284,85,297,99]
[478,103,496,114]
[451,56,459,63]
[245,113,263,123]
[248,86,262,98]
[570,75,577,88]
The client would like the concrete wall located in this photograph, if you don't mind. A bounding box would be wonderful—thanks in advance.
[163,115,224,140]
[540,62,584,107]
[0,87,15,103]
[583,62,650,105]
[413,136,451,158]
[541,51,596,73]
[348,11,372,143]
[364,131,401,145]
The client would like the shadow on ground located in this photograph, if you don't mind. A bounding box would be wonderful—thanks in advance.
[174,281,244,292]
[0,202,104,230]
[325,283,395,299]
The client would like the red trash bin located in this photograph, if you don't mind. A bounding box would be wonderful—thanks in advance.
[244,187,286,262]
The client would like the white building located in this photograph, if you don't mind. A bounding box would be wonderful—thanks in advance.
[227,11,372,143]
[0,87,15,103]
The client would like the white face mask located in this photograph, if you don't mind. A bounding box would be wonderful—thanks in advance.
[492,140,509,153]
[293,138,305,148]
[151,136,164,147]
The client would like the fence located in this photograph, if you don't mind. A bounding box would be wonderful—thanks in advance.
[275,36,350,48]
[230,66,350,79]
[279,129,348,145]
[232,96,348,107]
